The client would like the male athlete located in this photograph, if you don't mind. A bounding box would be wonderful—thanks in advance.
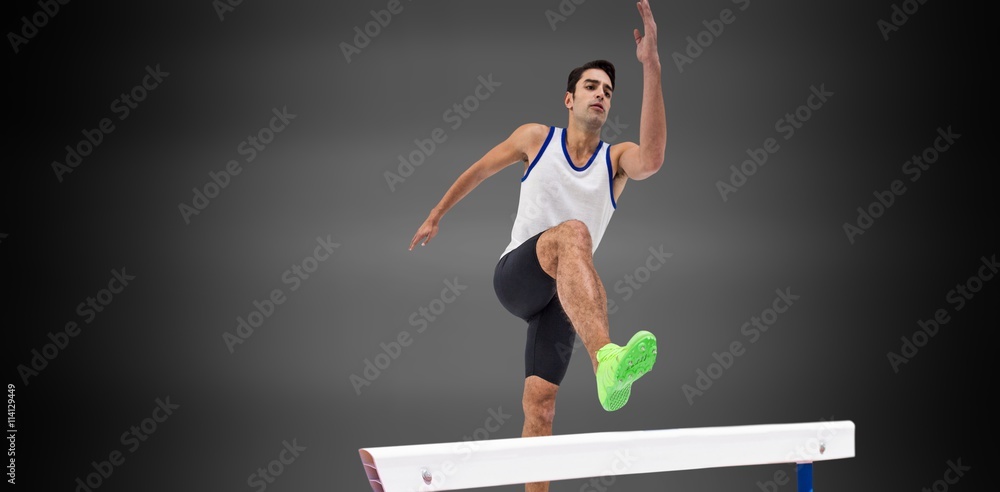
[409,1,665,489]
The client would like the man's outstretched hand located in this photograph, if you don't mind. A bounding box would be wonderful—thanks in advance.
[634,0,659,66]
[409,217,439,250]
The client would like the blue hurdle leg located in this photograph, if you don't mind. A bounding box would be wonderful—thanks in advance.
[796,463,813,492]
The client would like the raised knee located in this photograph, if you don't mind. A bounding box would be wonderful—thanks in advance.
[557,220,592,250]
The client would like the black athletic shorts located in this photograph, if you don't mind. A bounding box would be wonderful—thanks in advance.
[493,230,577,386]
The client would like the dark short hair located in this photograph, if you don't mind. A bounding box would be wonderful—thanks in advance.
[566,60,615,94]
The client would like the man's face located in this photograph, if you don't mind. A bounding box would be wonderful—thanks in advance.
[566,68,613,128]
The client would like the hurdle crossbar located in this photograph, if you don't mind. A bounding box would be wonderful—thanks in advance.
[359,420,854,491]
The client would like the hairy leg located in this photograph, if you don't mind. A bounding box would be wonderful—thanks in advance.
[522,376,558,492]
[535,220,611,372]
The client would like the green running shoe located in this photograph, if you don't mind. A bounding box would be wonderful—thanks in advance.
[595,330,657,411]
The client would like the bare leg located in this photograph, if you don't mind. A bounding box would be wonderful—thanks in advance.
[522,376,558,492]
[535,220,612,372]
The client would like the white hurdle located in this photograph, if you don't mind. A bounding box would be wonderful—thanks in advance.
[359,420,855,491]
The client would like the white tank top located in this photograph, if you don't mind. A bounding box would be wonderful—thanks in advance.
[500,126,617,259]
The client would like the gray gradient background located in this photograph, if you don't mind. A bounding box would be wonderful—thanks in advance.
[5,0,997,491]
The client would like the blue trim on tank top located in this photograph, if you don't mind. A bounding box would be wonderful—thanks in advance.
[521,126,555,182]
[561,128,602,171]
[605,146,617,209]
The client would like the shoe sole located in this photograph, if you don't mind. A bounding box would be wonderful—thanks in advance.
[603,331,657,411]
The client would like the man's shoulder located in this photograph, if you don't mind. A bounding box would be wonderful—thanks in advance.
[513,123,554,139]
[508,123,555,148]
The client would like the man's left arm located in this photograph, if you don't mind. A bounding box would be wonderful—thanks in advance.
[618,0,666,181]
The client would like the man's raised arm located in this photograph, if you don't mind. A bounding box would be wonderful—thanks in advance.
[618,0,667,181]
[408,123,548,250]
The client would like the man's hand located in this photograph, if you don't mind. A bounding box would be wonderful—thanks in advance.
[634,0,659,66]
[409,215,440,250]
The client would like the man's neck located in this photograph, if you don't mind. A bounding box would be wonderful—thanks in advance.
[564,118,603,159]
